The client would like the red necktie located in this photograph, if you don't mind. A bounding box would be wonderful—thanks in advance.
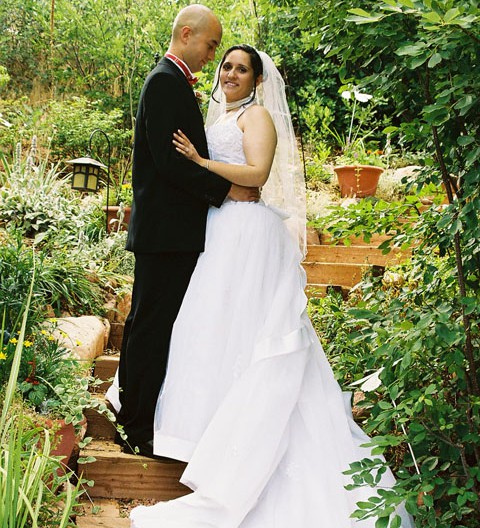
[165,53,198,85]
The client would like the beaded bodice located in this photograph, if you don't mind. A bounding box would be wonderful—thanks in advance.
[206,106,250,166]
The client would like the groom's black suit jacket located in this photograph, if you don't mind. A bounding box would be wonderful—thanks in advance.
[126,57,231,253]
[118,58,231,443]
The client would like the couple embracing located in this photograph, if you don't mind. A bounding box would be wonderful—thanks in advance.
[106,4,414,527]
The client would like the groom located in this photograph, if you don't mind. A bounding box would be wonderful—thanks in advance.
[116,4,259,458]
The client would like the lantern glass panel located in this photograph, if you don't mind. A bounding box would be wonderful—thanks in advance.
[88,173,98,191]
[72,168,87,189]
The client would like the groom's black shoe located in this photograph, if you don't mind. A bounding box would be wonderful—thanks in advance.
[114,432,163,460]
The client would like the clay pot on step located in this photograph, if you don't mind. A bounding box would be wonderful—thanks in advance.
[103,205,131,232]
[334,165,384,198]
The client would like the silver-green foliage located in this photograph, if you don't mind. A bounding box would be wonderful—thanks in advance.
[0,138,87,245]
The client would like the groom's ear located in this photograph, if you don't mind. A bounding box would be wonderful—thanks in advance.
[180,25,193,44]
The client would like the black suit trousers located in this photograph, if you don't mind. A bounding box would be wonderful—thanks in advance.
[117,251,199,443]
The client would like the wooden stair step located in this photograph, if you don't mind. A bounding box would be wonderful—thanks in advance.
[108,322,125,351]
[84,395,117,440]
[319,232,392,247]
[78,439,189,501]
[94,354,119,392]
[305,244,408,267]
[305,284,348,298]
[77,498,130,528]
[302,262,372,288]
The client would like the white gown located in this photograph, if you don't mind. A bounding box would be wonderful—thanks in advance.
[128,107,414,528]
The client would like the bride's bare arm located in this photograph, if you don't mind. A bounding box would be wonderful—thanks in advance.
[173,106,277,187]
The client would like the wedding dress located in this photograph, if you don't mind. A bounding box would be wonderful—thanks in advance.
[128,106,414,528]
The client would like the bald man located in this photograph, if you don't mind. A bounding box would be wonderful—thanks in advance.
[115,5,258,458]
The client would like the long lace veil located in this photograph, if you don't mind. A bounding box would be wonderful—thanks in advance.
[206,50,307,256]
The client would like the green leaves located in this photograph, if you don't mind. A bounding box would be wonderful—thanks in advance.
[346,8,386,24]
[395,42,428,56]
[454,94,477,116]
[422,104,450,125]
[427,52,442,67]
[422,10,442,25]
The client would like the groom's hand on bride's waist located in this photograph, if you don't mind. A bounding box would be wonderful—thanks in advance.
[228,184,260,202]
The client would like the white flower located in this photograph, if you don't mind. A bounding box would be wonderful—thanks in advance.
[340,88,373,103]
[353,90,373,103]
[350,367,384,392]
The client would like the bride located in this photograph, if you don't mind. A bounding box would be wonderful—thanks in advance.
[126,45,414,527]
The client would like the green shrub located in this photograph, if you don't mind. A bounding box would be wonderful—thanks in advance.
[0,139,83,242]
[0,236,41,334]
[0,234,105,335]
[1,321,77,407]
[45,96,132,163]
[305,149,332,190]
[309,187,479,525]
[0,65,9,90]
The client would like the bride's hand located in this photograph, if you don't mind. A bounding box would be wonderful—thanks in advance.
[173,130,203,166]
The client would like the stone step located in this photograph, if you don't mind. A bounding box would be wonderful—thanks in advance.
[78,439,189,501]
[304,244,407,267]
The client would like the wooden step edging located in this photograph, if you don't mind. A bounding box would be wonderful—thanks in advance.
[305,244,408,267]
[93,354,119,392]
[78,440,189,501]
[77,498,130,528]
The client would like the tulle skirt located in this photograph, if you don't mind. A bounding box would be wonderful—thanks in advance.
[126,201,413,528]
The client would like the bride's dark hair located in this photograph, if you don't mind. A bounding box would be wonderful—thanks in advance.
[211,44,263,105]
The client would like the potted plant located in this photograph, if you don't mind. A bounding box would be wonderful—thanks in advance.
[104,179,133,232]
[2,321,115,465]
[333,139,385,198]
[1,286,84,526]
[330,87,386,198]
[37,373,114,466]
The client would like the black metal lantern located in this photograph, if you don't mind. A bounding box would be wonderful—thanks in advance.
[66,129,111,231]
[66,156,106,192]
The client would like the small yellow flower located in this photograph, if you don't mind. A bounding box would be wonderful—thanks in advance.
[48,318,57,323]
[23,340,33,348]
[75,340,82,346]
[9,337,18,344]
[0,352,7,360]
[48,334,56,341]
[40,329,48,335]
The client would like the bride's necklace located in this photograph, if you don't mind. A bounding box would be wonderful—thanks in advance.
[225,95,254,112]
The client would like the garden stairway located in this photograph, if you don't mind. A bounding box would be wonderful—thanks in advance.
[77,353,189,526]
[75,232,410,526]
[303,230,409,296]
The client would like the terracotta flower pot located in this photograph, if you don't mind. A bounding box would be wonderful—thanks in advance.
[103,205,131,232]
[47,418,76,461]
[41,415,87,473]
[45,417,87,463]
[334,165,384,198]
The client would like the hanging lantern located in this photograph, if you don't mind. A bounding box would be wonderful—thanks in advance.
[66,156,107,192]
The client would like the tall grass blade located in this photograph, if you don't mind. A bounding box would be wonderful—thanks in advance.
[0,253,35,431]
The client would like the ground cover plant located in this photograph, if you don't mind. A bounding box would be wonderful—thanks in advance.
[0,276,84,528]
